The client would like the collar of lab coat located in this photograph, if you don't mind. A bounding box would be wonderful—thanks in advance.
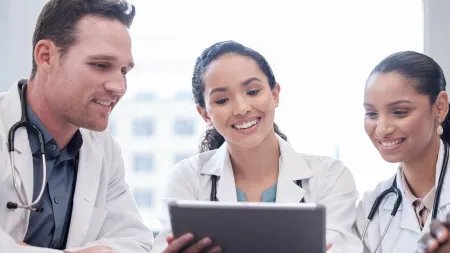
[200,134,314,203]
[1,82,105,246]
[382,139,450,233]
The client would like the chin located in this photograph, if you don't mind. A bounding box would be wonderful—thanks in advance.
[379,153,403,164]
[80,120,108,132]
[230,133,268,149]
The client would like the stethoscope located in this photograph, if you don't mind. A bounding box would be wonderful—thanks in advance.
[360,140,449,253]
[6,80,47,212]
[210,175,305,203]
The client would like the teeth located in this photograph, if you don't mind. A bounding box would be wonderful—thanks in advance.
[234,119,258,129]
[93,99,112,106]
[381,139,403,147]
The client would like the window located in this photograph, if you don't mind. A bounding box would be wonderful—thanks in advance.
[133,189,153,208]
[135,92,156,101]
[133,154,154,173]
[174,91,192,100]
[132,118,154,137]
[174,118,195,136]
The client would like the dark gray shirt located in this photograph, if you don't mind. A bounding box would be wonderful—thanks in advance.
[23,104,82,249]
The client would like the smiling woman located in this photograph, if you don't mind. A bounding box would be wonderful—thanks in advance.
[357,51,450,252]
[151,40,363,253]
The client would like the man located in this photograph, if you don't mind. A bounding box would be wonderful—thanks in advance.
[0,0,153,252]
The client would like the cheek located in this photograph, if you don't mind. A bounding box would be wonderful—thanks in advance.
[364,120,374,137]
[398,115,433,140]
[208,106,229,126]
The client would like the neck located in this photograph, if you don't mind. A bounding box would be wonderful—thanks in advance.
[228,131,280,184]
[402,137,441,198]
[26,79,78,149]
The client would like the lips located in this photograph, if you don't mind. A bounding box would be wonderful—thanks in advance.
[92,98,113,106]
[233,119,259,129]
[379,138,406,147]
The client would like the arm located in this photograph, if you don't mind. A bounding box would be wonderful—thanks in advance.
[317,159,363,253]
[152,161,220,253]
[65,138,154,253]
[152,162,197,253]
[0,229,62,253]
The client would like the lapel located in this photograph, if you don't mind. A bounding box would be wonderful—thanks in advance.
[0,83,35,211]
[383,168,420,234]
[200,143,237,202]
[199,135,313,203]
[66,130,104,247]
[275,136,313,203]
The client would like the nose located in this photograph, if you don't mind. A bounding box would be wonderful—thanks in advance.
[232,96,251,116]
[104,72,127,96]
[375,117,395,137]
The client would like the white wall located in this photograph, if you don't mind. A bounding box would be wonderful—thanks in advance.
[0,0,46,92]
[424,0,450,91]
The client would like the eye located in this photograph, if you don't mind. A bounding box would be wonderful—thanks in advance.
[247,90,260,96]
[90,62,110,70]
[365,111,378,119]
[215,98,229,105]
[393,110,408,117]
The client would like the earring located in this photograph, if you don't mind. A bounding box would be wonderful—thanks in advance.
[437,119,444,135]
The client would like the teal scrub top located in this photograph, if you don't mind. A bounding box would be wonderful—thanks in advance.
[236,183,277,202]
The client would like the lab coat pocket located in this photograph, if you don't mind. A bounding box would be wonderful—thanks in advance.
[0,173,28,240]
[85,207,108,242]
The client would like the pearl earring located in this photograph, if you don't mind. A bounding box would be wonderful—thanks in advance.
[437,119,444,135]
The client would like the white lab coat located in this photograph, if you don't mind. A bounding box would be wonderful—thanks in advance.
[0,83,154,253]
[356,140,450,253]
[152,135,363,253]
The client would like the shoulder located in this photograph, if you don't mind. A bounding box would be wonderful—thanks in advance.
[299,152,351,180]
[166,149,219,181]
[358,174,396,212]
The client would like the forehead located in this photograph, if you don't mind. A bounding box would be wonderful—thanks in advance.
[364,72,426,103]
[70,15,132,60]
[202,54,267,88]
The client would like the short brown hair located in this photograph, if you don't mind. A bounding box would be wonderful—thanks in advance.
[30,0,136,79]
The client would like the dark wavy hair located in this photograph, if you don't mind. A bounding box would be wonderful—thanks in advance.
[192,40,287,152]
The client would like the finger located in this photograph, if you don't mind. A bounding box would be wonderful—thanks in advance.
[431,220,449,243]
[166,234,175,244]
[205,246,222,253]
[326,242,332,250]
[164,233,194,252]
[183,237,212,253]
[418,233,439,253]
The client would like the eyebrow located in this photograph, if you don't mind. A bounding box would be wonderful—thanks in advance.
[363,100,412,107]
[209,77,263,96]
[88,54,135,68]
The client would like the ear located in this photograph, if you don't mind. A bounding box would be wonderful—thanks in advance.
[435,91,449,122]
[196,105,213,126]
[272,83,281,108]
[34,39,59,74]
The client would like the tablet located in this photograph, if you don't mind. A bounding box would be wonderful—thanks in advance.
[168,200,326,253]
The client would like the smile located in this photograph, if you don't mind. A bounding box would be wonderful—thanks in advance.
[232,118,260,129]
[379,138,406,147]
[92,99,112,107]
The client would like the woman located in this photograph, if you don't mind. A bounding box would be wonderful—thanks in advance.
[154,40,362,253]
[357,51,450,252]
